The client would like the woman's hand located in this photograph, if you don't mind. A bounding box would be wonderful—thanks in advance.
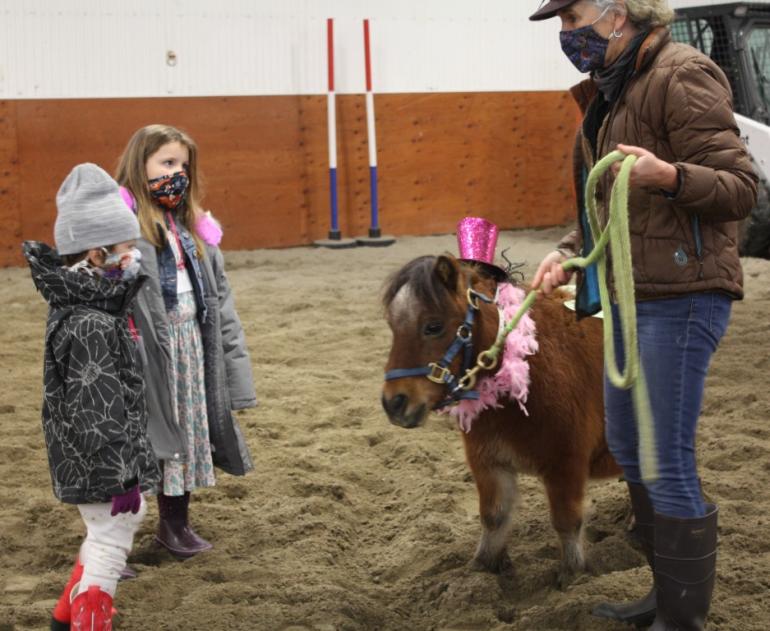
[612,144,679,193]
[531,250,574,295]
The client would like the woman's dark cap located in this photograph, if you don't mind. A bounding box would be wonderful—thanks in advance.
[529,0,580,21]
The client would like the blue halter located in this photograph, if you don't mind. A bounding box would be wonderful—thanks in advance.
[384,287,494,410]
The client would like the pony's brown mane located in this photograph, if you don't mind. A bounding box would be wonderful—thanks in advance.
[383,255,447,312]
[383,256,489,313]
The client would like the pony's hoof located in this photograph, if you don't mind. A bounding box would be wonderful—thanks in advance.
[554,563,584,590]
[471,551,512,574]
[555,568,572,590]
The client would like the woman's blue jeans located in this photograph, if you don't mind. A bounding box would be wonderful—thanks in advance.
[604,293,732,518]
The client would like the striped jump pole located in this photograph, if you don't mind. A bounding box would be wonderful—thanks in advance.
[356,18,395,247]
[315,17,356,249]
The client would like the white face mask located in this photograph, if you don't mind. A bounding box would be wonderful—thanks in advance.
[101,247,143,281]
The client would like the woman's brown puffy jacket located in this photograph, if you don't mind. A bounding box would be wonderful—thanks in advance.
[560,28,758,300]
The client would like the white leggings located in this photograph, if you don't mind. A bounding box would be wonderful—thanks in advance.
[77,496,147,597]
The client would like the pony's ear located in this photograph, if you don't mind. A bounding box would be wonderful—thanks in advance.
[434,255,460,292]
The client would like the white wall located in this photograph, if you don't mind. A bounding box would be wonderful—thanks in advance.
[0,0,582,99]
[669,0,768,8]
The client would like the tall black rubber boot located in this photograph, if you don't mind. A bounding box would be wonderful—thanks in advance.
[648,504,718,631]
[592,482,657,627]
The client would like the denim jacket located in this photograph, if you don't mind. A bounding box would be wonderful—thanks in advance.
[157,215,208,324]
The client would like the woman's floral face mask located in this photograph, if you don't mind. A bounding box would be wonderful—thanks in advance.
[559,7,612,73]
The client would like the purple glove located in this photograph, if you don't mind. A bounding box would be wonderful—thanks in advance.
[111,485,141,516]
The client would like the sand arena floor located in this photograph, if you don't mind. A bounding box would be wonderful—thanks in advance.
[1,228,768,631]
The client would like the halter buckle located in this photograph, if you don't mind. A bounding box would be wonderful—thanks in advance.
[466,287,492,310]
[456,323,472,341]
[427,363,451,384]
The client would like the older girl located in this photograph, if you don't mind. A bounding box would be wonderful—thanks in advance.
[116,125,257,558]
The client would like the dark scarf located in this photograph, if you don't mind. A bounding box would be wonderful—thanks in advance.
[583,30,650,158]
[593,29,650,104]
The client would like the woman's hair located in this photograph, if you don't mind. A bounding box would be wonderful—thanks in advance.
[115,124,205,255]
[593,0,675,28]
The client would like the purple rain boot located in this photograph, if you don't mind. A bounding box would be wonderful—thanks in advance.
[155,492,213,559]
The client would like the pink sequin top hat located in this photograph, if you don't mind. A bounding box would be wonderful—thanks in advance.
[457,217,508,282]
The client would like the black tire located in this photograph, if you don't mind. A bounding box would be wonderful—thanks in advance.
[739,179,770,260]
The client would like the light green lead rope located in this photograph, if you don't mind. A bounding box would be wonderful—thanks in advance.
[467,150,658,482]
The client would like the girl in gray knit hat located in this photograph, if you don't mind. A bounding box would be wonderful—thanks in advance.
[115,125,256,560]
[23,162,161,631]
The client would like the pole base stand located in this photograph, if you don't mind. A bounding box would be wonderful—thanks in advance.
[355,234,396,247]
[314,234,358,249]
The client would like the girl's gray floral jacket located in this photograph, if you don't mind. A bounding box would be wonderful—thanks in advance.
[24,241,161,504]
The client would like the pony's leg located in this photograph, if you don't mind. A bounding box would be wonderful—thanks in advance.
[543,470,588,586]
[471,466,519,573]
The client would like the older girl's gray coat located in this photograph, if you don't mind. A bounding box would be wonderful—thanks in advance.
[133,238,256,476]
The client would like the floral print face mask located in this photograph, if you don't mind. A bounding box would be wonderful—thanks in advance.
[148,170,189,210]
[559,8,612,73]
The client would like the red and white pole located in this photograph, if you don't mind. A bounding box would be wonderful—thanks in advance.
[364,19,380,236]
[316,18,356,248]
[327,18,340,239]
[357,18,395,246]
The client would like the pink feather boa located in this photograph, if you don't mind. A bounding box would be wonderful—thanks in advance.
[440,283,538,434]
[118,185,223,247]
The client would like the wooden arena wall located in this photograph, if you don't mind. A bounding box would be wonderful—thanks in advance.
[0,92,579,266]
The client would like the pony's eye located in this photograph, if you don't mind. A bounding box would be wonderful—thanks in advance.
[423,321,445,337]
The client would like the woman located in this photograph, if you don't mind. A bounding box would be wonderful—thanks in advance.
[529,1,757,629]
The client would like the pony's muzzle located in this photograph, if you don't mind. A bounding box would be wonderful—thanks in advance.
[381,393,426,428]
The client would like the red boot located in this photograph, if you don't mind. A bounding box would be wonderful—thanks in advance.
[51,558,84,630]
[70,585,113,631]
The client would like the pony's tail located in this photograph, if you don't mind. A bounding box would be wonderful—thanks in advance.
[589,444,623,479]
